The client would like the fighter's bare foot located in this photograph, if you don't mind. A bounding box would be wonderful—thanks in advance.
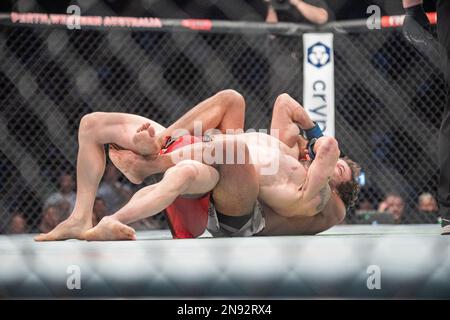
[133,123,161,156]
[34,217,92,241]
[109,145,150,184]
[84,217,136,241]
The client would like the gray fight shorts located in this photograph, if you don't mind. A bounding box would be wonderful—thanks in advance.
[206,199,265,237]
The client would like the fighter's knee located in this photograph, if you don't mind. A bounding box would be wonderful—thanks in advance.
[165,161,199,184]
[177,162,200,182]
[79,112,104,132]
[216,89,245,108]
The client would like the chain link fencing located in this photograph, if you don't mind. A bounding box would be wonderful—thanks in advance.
[0,16,446,233]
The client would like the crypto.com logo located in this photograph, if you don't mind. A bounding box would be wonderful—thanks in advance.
[307,42,331,68]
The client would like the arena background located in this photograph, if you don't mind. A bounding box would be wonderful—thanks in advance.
[0,0,446,233]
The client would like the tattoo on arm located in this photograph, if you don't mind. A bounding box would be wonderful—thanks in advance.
[316,185,330,212]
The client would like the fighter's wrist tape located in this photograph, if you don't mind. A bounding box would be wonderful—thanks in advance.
[304,122,324,141]
[307,138,318,160]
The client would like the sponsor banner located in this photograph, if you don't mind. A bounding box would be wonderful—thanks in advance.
[303,33,335,137]
[9,12,162,28]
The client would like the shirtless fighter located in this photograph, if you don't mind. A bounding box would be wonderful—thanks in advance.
[35,90,360,241]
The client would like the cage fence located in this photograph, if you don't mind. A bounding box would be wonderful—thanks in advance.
[0,15,446,233]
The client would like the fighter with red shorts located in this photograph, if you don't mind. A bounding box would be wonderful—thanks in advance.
[160,135,210,239]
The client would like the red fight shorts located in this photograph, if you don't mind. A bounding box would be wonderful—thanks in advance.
[159,135,210,239]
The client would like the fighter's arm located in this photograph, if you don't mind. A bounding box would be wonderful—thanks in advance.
[270,93,310,155]
[270,94,338,217]
[296,136,340,217]
[290,0,329,25]
[260,192,346,235]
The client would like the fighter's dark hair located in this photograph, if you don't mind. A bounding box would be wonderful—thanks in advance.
[335,156,361,209]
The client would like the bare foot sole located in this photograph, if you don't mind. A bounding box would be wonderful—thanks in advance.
[84,217,136,241]
[133,123,161,156]
[34,218,92,241]
[109,145,148,184]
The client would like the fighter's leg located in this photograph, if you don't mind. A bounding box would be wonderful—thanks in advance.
[110,134,254,182]
[162,89,245,136]
[132,135,259,217]
[133,90,246,155]
[110,90,245,182]
[73,112,166,154]
[270,94,309,157]
[35,113,165,241]
[84,160,219,241]
[114,135,259,218]
[211,139,259,218]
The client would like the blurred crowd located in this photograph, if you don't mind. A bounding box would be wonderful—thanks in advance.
[4,167,442,235]
[4,163,168,235]
[352,190,440,225]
